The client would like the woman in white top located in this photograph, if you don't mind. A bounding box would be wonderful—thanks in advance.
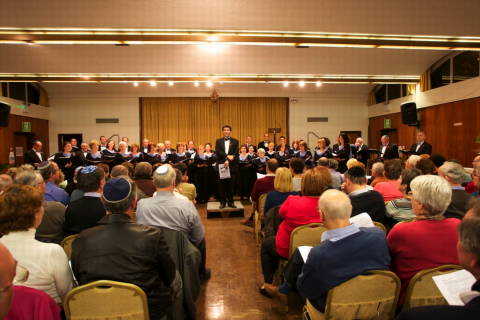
[0,185,73,304]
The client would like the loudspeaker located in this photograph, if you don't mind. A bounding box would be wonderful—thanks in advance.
[0,102,10,127]
[401,102,417,125]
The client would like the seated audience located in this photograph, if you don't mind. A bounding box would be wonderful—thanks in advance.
[259,168,331,293]
[405,155,422,169]
[415,158,436,175]
[0,174,12,194]
[174,163,197,202]
[465,155,480,195]
[396,216,480,320]
[72,177,180,320]
[264,167,299,215]
[0,185,73,304]
[438,161,473,219]
[14,170,66,244]
[344,166,386,223]
[374,159,403,201]
[110,164,129,178]
[69,167,85,202]
[346,158,365,170]
[387,175,460,302]
[5,286,62,320]
[0,243,16,318]
[385,168,422,227]
[63,166,106,236]
[136,164,209,280]
[289,158,304,192]
[39,161,69,206]
[370,162,387,187]
[251,158,279,203]
[327,159,344,188]
[96,163,110,180]
[265,190,390,311]
[134,162,156,199]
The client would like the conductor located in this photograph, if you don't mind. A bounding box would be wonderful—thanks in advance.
[215,125,239,208]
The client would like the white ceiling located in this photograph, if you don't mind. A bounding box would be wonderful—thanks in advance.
[1,0,478,97]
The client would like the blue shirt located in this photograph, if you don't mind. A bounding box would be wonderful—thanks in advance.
[321,224,360,243]
[44,181,69,206]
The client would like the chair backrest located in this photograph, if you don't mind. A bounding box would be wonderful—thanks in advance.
[64,280,150,320]
[306,270,400,320]
[61,234,78,260]
[403,264,464,310]
[257,193,268,218]
[289,223,327,258]
[373,221,387,234]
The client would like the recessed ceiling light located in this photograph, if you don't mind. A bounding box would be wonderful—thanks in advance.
[168,81,174,86]
[194,81,199,87]
[207,36,219,42]
[316,81,322,87]
[149,80,156,87]
[283,81,289,87]
[133,82,139,87]
[299,81,305,87]
[206,80,213,87]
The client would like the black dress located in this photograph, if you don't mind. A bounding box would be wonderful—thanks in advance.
[252,156,269,175]
[85,152,104,165]
[332,144,351,173]
[295,150,313,168]
[53,152,75,182]
[101,149,118,170]
[266,150,276,159]
[236,154,255,198]
[275,151,291,167]
[193,153,211,203]
[116,152,133,165]
[205,153,219,201]
[313,147,332,165]
[142,153,161,166]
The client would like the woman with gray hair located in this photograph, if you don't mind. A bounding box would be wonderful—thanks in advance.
[387,175,461,303]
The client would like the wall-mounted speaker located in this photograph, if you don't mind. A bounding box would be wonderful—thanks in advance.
[401,102,418,126]
[0,102,11,127]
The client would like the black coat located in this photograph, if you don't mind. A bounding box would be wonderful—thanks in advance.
[24,149,44,165]
[72,214,177,320]
[410,141,432,155]
[215,137,239,170]
[63,196,106,236]
[380,144,399,160]
[353,144,369,165]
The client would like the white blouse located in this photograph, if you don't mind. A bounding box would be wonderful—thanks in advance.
[0,229,74,303]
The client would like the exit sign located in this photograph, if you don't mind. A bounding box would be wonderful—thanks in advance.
[22,121,31,132]
[384,119,391,129]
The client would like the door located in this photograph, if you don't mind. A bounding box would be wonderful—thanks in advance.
[340,131,362,145]
[13,133,35,166]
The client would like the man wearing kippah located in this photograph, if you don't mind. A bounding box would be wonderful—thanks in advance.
[72,177,181,320]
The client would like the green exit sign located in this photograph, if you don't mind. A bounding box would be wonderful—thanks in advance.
[384,118,391,129]
[22,121,31,132]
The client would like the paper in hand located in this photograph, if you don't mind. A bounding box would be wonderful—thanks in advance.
[433,269,476,306]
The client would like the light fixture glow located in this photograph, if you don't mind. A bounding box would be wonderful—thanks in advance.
[283,81,289,87]
[168,81,174,86]
[299,81,305,87]
[316,81,322,87]
[149,80,156,87]
[206,80,213,87]
[207,36,219,42]
[133,82,139,87]
[194,81,199,87]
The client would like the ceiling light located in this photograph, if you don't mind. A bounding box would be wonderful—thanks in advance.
[283,81,289,87]
[206,80,213,87]
[207,36,219,42]
[194,81,199,87]
[299,81,305,87]
[149,80,156,87]
[316,81,322,87]
[168,81,174,86]
[133,82,139,87]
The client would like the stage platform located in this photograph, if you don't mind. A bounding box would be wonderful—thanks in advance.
[206,201,245,218]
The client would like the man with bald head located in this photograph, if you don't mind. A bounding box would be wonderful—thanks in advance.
[379,135,398,160]
[0,243,16,318]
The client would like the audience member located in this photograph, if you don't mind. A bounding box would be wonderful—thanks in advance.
[110,164,129,178]
[385,168,422,227]
[0,174,12,194]
[370,162,387,187]
[259,168,331,293]
[289,158,304,192]
[405,155,422,169]
[465,155,480,194]
[72,177,180,320]
[39,161,69,206]
[346,158,365,170]
[327,159,343,189]
[387,175,460,302]
[250,159,279,203]
[69,166,85,202]
[438,161,473,219]
[174,163,197,202]
[136,165,209,280]
[266,190,390,312]
[64,166,106,236]
[134,162,155,199]
[14,170,66,244]
[344,166,386,223]
[120,161,135,178]
[396,217,480,320]
[96,163,110,179]
[0,185,73,304]
[0,244,15,318]
[416,158,436,175]
[318,157,339,189]
[374,159,403,201]
[264,168,299,215]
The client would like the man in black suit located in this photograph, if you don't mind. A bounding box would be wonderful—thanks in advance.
[379,135,398,160]
[215,125,239,208]
[245,136,257,152]
[410,131,432,155]
[353,137,369,166]
[396,216,480,320]
[257,132,270,151]
[70,138,80,155]
[24,140,44,168]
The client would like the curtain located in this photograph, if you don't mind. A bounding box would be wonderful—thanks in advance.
[141,97,288,146]
[419,69,431,92]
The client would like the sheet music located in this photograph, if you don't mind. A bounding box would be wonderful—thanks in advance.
[349,212,375,228]
[218,164,231,180]
[256,173,266,179]
[298,246,313,262]
[433,269,476,306]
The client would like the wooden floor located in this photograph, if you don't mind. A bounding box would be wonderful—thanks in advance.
[195,202,302,320]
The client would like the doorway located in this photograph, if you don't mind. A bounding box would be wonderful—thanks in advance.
[13,132,36,166]
[57,133,83,152]
[340,131,362,144]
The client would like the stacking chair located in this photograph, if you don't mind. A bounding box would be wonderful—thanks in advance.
[254,193,268,245]
[289,223,327,258]
[61,234,79,260]
[402,264,463,310]
[303,270,400,320]
[373,221,387,234]
[64,280,150,320]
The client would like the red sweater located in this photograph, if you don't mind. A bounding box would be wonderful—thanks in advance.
[276,195,322,258]
[387,218,460,302]
[250,175,275,202]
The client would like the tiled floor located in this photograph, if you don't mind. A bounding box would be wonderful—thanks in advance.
[195,202,303,320]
